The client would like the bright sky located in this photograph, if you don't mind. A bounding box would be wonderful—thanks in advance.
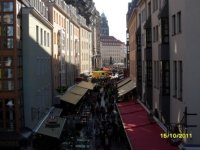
[93,0,131,43]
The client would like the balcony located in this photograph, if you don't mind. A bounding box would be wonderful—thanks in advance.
[144,16,151,29]
[158,44,169,60]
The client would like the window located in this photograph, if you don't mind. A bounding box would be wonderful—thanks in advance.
[141,8,146,23]
[7,38,14,48]
[53,11,55,22]
[154,61,160,88]
[153,25,159,42]
[177,11,181,33]
[157,61,159,88]
[54,32,56,44]
[7,26,14,36]
[146,29,152,47]
[3,2,14,12]
[178,61,182,99]
[153,0,158,12]
[36,26,39,42]
[153,27,155,42]
[139,13,141,25]
[156,25,159,41]
[3,14,14,24]
[47,33,49,47]
[161,18,169,43]
[4,69,13,78]
[173,61,177,97]
[40,28,43,45]
[141,34,145,46]
[4,57,13,67]
[162,61,170,95]
[172,15,176,35]
[56,13,58,23]
[3,80,14,91]
[44,30,46,46]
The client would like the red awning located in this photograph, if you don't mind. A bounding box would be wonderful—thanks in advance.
[117,101,179,150]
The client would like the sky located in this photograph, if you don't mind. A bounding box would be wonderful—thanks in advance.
[93,0,131,43]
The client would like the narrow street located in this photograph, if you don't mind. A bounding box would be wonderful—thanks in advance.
[59,78,131,150]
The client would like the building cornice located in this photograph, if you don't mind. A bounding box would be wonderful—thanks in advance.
[53,3,70,19]
[22,7,53,29]
[80,24,92,32]
[70,17,80,28]
[137,0,145,7]
[127,8,137,27]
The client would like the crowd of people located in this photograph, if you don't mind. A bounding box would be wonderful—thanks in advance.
[60,77,130,150]
[92,79,121,150]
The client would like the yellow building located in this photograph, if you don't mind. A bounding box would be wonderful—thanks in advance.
[127,2,137,82]
[45,0,70,100]
[79,16,92,74]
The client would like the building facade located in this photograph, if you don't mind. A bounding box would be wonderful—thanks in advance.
[127,0,137,82]
[127,0,200,147]
[0,0,99,147]
[79,16,92,74]
[45,0,70,101]
[68,6,80,85]
[169,0,200,146]
[0,0,53,147]
[22,5,53,129]
[0,0,27,133]
[101,36,126,67]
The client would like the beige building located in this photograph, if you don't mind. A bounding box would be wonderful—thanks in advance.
[68,6,80,84]
[45,1,85,87]
[127,2,137,82]
[44,0,70,100]
[79,16,92,74]
[101,36,126,67]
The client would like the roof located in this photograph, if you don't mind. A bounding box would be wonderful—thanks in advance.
[60,91,84,105]
[77,81,96,90]
[37,117,66,139]
[36,108,65,139]
[100,36,125,45]
[69,86,88,95]
[117,77,131,88]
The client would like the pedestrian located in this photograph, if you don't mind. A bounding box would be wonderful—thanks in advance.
[104,134,110,150]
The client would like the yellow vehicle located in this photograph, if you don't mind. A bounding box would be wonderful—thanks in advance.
[92,71,109,78]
